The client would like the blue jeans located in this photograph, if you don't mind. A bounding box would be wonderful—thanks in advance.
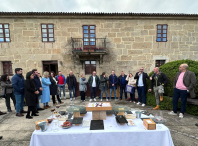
[110,86,117,99]
[58,84,65,97]
[120,86,127,99]
[15,94,24,113]
[90,87,97,99]
[43,102,48,106]
[69,86,75,98]
[101,87,108,99]
[173,88,188,114]
[36,95,41,108]
[137,86,146,104]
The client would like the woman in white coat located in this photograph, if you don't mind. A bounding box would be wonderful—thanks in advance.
[126,73,136,103]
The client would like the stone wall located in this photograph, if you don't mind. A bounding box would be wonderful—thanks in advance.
[0,17,198,79]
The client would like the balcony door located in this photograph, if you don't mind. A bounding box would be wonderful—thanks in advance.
[83,25,96,49]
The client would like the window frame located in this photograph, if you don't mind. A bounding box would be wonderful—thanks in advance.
[41,23,55,43]
[2,61,13,76]
[0,23,11,43]
[155,60,166,67]
[82,25,96,48]
[85,60,96,75]
[156,24,168,42]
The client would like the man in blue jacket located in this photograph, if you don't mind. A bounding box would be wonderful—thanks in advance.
[109,70,118,101]
[11,68,27,117]
[56,71,66,99]
[118,71,128,100]
[32,69,44,111]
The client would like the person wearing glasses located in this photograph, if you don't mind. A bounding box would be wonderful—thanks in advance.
[134,67,150,107]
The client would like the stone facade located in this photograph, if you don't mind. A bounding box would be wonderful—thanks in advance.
[0,13,198,79]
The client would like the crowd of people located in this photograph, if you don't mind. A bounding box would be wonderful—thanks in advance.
[0,63,197,140]
[0,63,196,120]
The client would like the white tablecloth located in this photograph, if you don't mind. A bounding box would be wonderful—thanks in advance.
[30,112,174,146]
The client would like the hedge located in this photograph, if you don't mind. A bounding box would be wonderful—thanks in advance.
[147,59,198,98]
[146,93,198,116]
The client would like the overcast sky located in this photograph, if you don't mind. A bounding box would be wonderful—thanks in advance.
[0,0,197,13]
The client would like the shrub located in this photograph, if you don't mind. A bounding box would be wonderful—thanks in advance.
[146,94,198,116]
[147,59,198,98]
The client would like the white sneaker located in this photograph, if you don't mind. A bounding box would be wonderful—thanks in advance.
[106,99,108,101]
[179,113,184,118]
[70,98,72,101]
[73,98,75,101]
[64,97,66,99]
[94,98,96,101]
[137,102,141,105]
[101,99,103,101]
[60,97,61,99]
[142,104,145,107]
[168,111,177,116]
[89,99,93,102]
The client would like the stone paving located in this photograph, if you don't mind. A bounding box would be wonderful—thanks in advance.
[0,94,198,146]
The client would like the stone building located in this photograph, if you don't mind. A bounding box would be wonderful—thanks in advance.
[0,12,198,79]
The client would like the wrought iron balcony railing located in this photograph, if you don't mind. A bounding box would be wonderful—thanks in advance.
[71,37,106,53]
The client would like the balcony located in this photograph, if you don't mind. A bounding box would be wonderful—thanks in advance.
[71,37,107,62]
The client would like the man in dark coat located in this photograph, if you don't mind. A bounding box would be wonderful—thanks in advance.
[32,69,44,111]
[134,67,150,107]
[88,71,100,102]
[148,67,168,110]
[109,70,118,101]
[118,71,128,100]
[66,71,77,101]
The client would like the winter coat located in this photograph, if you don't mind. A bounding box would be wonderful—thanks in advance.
[49,76,59,95]
[126,75,136,86]
[134,72,150,93]
[24,72,38,106]
[99,75,109,90]
[66,75,77,90]
[56,75,66,85]
[88,75,100,87]
[1,80,13,94]
[11,74,25,95]
[41,77,51,103]
[109,74,118,89]
[118,75,128,87]
[79,78,87,92]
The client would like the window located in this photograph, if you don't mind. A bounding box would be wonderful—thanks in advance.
[41,24,54,42]
[85,61,96,75]
[83,25,96,47]
[2,61,13,75]
[155,60,165,67]
[0,24,11,42]
[156,24,167,42]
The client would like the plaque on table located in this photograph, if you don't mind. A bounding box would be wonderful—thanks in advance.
[116,115,128,125]
[90,120,104,130]
[72,117,83,124]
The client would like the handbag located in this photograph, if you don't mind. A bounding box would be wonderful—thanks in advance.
[125,85,135,94]
[158,85,164,94]
[0,88,6,98]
